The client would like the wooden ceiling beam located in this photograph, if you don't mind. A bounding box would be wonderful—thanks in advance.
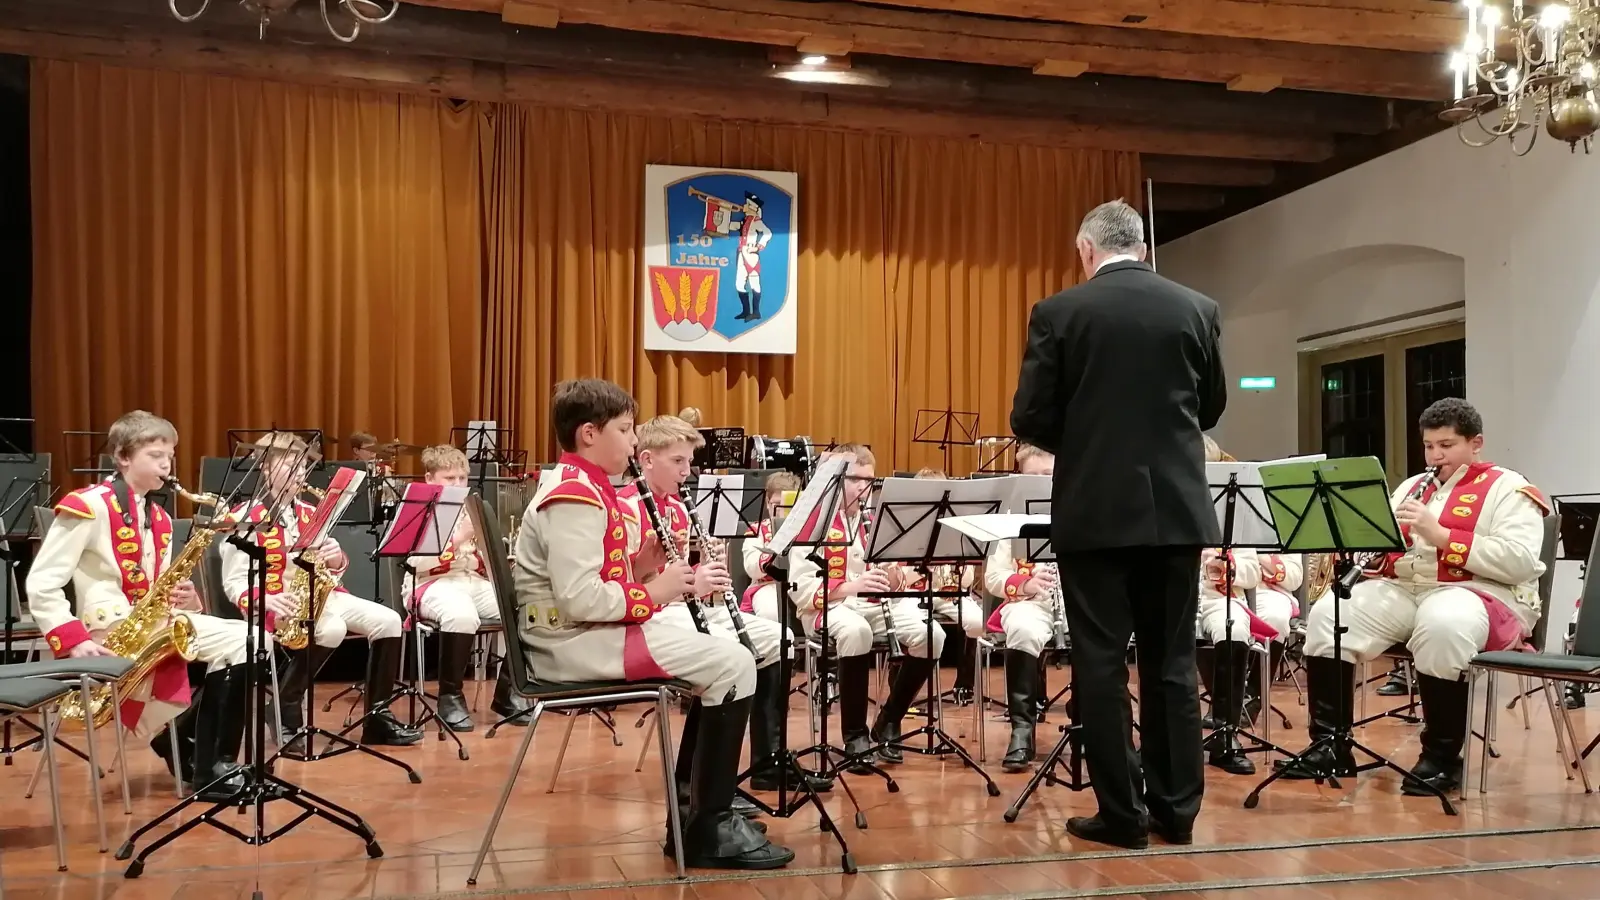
[403,0,1448,100]
[1141,155,1278,187]
[0,21,1335,162]
[2,0,1393,141]
[843,0,1463,54]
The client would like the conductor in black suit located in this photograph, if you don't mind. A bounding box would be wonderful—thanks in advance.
[1011,199,1227,849]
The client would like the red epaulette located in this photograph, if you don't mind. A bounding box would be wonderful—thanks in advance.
[1517,484,1552,516]
[537,480,603,511]
[53,487,100,520]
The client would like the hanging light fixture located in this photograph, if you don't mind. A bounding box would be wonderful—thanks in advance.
[169,0,398,43]
[1441,0,1600,153]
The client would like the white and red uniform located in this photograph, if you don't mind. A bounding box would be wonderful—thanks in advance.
[740,519,784,623]
[1197,549,1300,645]
[408,517,498,634]
[219,499,402,647]
[616,483,788,664]
[982,539,1058,658]
[788,508,941,659]
[734,213,771,294]
[514,455,754,706]
[1305,462,1548,681]
[27,482,248,738]
[895,564,984,639]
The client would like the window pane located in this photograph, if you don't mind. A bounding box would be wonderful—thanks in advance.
[1405,338,1467,475]
[1320,355,1386,469]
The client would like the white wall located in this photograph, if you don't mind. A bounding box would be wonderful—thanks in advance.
[1162,125,1600,648]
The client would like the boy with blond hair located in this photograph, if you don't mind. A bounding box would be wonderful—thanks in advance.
[28,411,253,800]
[219,430,420,754]
[621,416,828,798]
[515,382,792,869]
[791,443,941,769]
[408,444,504,733]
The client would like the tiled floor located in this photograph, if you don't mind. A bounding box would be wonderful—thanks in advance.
[2,667,1596,900]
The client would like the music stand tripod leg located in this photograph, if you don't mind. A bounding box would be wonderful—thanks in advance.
[1003,721,1085,822]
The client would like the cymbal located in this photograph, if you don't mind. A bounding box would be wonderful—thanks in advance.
[377,441,423,453]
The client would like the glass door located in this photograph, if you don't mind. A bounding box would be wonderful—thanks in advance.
[1299,322,1466,485]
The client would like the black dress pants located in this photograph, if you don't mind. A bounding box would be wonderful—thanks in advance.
[1058,546,1204,834]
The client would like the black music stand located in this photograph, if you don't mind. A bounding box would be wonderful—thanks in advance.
[1241,457,1456,815]
[1002,519,1093,820]
[745,475,858,874]
[863,476,1001,796]
[912,409,978,474]
[452,423,522,499]
[780,456,897,828]
[1202,460,1295,765]
[118,439,383,883]
[373,481,470,761]
[0,433,49,758]
[269,455,420,784]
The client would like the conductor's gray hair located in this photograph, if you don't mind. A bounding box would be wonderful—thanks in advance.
[1076,199,1146,254]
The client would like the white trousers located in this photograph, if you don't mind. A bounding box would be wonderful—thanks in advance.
[1197,593,1254,644]
[1000,601,1055,658]
[931,596,985,639]
[526,618,755,706]
[1304,580,1488,681]
[800,597,944,659]
[312,590,404,648]
[1255,589,1294,643]
[417,574,500,634]
[113,612,249,739]
[658,601,792,664]
[747,583,783,625]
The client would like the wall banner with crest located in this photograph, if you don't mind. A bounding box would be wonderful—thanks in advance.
[641,164,798,355]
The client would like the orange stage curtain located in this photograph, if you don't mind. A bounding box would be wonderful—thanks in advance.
[477,108,1140,470]
[29,60,481,470]
[32,60,1138,477]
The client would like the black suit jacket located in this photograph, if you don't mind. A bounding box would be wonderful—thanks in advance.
[1011,260,1227,551]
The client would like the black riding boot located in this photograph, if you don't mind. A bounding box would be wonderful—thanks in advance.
[871,656,934,765]
[681,696,794,870]
[748,289,763,321]
[1377,661,1410,696]
[361,637,423,746]
[1403,674,1469,796]
[274,644,333,759]
[749,664,833,793]
[952,637,976,703]
[838,654,875,773]
[436,632,476,733]
[1002,649,1039,773]
[662,699,766,857]
[491,660,533,726]
[192,665,250,801]
[735,289,752,320]
[150,704,199,784]
[1276,656,1357,779]
[1206,641,1255,775]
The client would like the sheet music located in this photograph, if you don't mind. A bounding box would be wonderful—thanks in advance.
[378,482,469,557]
[766,455,849,555]
[292,467,368,551]
[1207,453,1326,550]
[937,513,1052,543]
[693,473,745,537]
[864,476,1008,563]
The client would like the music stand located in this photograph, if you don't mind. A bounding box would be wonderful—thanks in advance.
[912,409,978,474]
[0,435,48,757]
[768,455,897,829]
[371,481,471,760]
[270,463,421,782]
[452,423,521,499]
[974,437,1016,474]
[1240,456,1456,815]
[118,438,383,883]
[863,476,1002,796]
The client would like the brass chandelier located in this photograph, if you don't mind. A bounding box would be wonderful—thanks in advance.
[1441,0,1600,153]
[169,0,398,43]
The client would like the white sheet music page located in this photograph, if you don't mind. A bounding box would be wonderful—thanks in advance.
[766,455,849,555]
[692,473,745,537]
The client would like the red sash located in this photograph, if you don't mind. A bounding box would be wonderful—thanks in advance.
[103,490,187,728]
[740,520,776,613]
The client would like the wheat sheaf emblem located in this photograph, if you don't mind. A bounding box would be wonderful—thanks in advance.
[654,270,715,322]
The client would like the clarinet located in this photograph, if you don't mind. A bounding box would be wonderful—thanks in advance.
[1044,562,1069,651]
[685,505,760,660]
[1338,465,1439,591]
[861,498,905,658]
[627,459,712,636]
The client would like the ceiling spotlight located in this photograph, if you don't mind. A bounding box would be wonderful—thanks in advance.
[801,55,828,65]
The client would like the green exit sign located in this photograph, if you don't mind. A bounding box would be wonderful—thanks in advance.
[1239,376,1277,390]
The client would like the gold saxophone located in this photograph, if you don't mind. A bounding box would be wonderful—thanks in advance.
[274,484,340,651]
[59,480,227,729]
